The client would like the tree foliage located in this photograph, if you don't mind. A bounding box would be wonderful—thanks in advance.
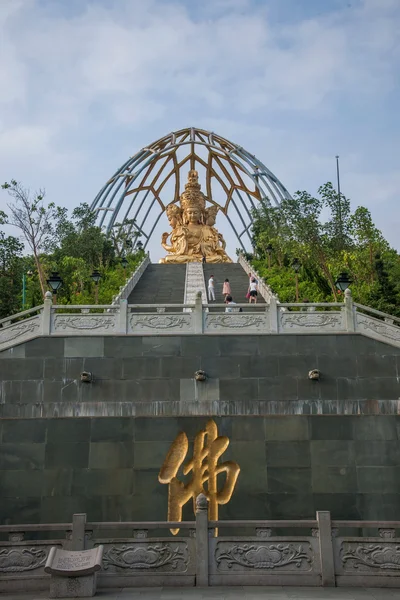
[250,183,400,315]
[0,185,144,317]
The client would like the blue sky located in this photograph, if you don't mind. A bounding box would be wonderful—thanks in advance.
[0,0,399,259]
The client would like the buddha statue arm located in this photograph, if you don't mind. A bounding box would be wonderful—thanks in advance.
[218,232,226,250]
[161,232,175,253]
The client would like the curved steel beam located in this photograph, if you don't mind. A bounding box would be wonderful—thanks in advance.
[91,127,291,252]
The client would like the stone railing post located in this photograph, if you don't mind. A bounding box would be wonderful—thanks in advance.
[117,299,128,333]
[344,288,356,332]
[317,511,335,587]
[71,513,86,551]
[195,493,209,587]
[41,291,52,335]
[269,295,279,333]
[194,291,204,334]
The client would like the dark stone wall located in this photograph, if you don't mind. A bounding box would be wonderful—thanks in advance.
[0,334,399,417]
[0,333,400,524]
[1,415,400,524]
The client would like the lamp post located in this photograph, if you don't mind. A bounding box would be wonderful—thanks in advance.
[335,271,352,293]
[121,255,128,269]
[136,240,143,252]
[90,269,102,304]
[266,244,273,269]
[22,269,33,309]
[46,272,63,304]
[292,258,301,302]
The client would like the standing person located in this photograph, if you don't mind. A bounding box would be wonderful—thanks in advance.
[202,254,206,264]
[208,274,215,302]
[248,277,258,304]
[222,278,231,300]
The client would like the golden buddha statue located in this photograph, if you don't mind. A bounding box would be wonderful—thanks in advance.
[160,170,231,264]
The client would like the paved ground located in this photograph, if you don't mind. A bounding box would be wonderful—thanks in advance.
[4,587,400,600]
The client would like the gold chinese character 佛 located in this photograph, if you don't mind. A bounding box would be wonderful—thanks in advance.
[158,419,240,534]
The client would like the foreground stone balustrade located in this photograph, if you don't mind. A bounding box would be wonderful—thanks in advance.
[1,509,400,591]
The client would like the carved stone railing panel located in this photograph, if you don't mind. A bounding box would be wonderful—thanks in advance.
[334,537,400,576]
[205,312,269,334]
[0,315,41,351]
[280,310,345,333]
[52,313,116,334]
[95,540,194,575]
[129,312,194,335]
[0,542,62,578]
[211,539,315,574]
[356,313,400,348]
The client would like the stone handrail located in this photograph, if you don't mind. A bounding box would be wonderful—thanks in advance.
[237,252,278,303]
[1,289,400,351]
[0,304,44,326]
[354,301,400,324]
[111,252,150,304]
[1,511,400,591]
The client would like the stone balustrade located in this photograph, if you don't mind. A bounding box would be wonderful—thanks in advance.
[1,289,400,351]
[1,509,400,591]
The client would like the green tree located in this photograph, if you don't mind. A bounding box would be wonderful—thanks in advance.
[0,211,25,318]
[2,180,59,296]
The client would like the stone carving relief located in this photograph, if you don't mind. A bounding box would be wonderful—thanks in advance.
[0,547,48,573]
[357,315,400,343]
[341,542,400,571]
[282,313,342,330]
[101,543,189,572]
[131,315,191,330]
[54,316,115,331]
[0,318,40,346]
[206,315,265,330]
[215,542,313,571]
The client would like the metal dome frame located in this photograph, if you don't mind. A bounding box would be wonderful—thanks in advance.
[91,127,291,251]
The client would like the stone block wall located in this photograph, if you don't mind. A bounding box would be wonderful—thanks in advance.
[1,415,400,524]
[0,333,400,524]
[0,334,399,417]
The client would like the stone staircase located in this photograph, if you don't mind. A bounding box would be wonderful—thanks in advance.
[202,263,266,312]
[127,264,186,310]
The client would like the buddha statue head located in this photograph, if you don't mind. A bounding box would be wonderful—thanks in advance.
[205,205,218,227]
[166,203,182,228]
[180,170,207,225]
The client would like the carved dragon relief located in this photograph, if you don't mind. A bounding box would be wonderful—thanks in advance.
[206,315,265,330]
[131,314,192,330]
[282,313,342,329]
[357,315,400,343]
[0,318,40,346]
[54,316,115,331]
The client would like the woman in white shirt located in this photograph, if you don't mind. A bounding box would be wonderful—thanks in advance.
[248,278,258,304]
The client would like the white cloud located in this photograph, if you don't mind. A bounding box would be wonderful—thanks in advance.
[0,0,399,250]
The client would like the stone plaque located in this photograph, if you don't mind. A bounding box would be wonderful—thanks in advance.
[45,546,104,577]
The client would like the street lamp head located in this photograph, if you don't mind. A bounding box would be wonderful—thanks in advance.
[292,258,301,273]
[335,271,352,292]
[90,269,102,285]
[266,244,273,254]
[46,271,63,293]
[121,256,129,269]
[136,240,143,251]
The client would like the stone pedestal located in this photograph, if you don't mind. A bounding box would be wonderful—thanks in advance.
[49,573,97,598]
[45,546,103,598]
